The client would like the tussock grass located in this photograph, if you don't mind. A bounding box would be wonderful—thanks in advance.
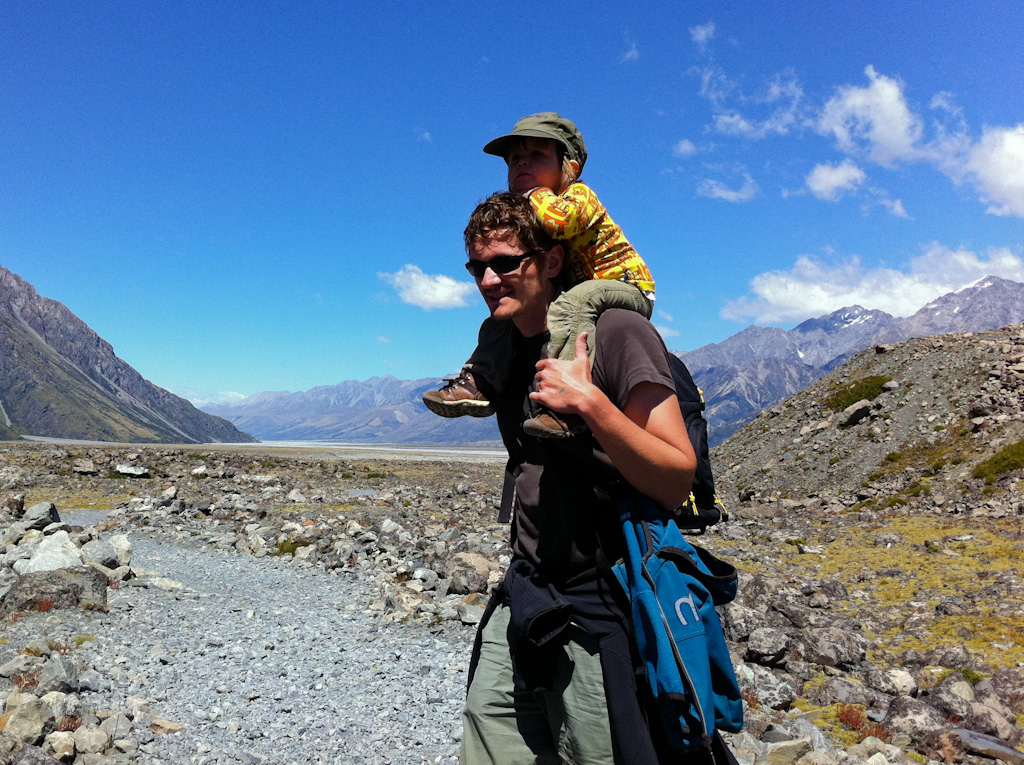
[824,376,893,412]
[972,439,1024,484]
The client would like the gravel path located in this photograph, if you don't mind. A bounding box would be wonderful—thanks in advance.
[1,511,475,764]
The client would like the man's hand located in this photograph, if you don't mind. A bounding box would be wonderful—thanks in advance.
[529,333,594,414]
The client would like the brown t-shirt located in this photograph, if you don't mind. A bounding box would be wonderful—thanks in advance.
[494,309,676,585]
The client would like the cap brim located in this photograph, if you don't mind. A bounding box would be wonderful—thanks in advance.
[483,129,567,158]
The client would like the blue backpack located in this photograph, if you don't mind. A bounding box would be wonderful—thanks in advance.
[612,489,744,752]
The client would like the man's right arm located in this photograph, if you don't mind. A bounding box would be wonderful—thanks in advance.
[531,332,696,511]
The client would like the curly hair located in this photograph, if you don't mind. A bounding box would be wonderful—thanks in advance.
[463,192,557,256]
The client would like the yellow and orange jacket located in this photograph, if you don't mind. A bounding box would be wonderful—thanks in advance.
[529,183,655,296]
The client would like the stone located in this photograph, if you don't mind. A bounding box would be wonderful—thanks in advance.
[762,737,813,765]
[114,464,149,478]
[840,400,873,427]
[735,662,796,710]
[100,713,132,741]
[13,532,83,575]
[79,540,119,570]
[794,627,867,669]
[148,719,187,735]
[36,655,79,695]
[968,701,1020,743]
[3,698,54,745]
[43,731,76,760]
[865,667,917,697]
[72,724,110,754]
[287,488,306,502]
[10,744,64,764]
[72,458,98,475]
[953,728,1024,764]
[21,503,60,531]
[745,627,791,667]
[0,567,109,617]
[882,695,948,742]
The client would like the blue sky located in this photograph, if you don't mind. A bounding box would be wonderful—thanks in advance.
[2,1,1022,405]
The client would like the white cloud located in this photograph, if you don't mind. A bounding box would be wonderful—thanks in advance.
[415,129,432,143]
[657,309,675,322]
[377,336,392,344]
[963,124,1024,218]
[654,324,680,338]
[378,265,474,310]
[621,41,639,62]
[806,159,866,201]
[877,196,910,219]
[712,72,804,139]
[818,65,922,167]
[173,387,249,407]
[698,172,758,202]
[672,139,697,158]
[689,21,715,49]
[722,244,1024,323]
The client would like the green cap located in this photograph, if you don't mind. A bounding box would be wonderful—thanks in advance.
[483,112,587,172]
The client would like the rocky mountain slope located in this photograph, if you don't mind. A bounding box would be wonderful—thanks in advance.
[684,276,1024,444]
[2,334,1022,765]
[0,265,254,444]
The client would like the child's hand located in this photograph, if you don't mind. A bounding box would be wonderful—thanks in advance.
[530,334,595,414]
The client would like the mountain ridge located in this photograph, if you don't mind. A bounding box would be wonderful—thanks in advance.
[0,264,255,444]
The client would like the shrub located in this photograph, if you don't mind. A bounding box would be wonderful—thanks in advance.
[860,723,892,742]
[837,703,868,730]
[972,440,1024,484]
[824,376,893,412]
[884,451,901,463]
[12,668,41,692]
[55,714,83,732]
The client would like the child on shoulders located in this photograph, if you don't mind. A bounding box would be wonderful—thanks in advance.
[423,112,656,438]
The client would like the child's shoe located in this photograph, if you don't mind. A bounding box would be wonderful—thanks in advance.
[422,371,494,418]
[522,408,588,439]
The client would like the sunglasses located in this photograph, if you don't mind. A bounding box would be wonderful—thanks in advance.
[464,251,542,279]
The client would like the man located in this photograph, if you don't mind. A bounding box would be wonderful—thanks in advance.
[459,192,696,764]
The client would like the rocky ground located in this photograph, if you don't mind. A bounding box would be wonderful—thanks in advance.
[1,320,1023,765]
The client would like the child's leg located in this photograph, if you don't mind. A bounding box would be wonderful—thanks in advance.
[422,318,513,418]
[546,280,653,364]
[463,317,515,395]
[522,281,652,439]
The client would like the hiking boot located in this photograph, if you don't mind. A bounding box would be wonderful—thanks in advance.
[422,371,494,418]
[522,408,589,439]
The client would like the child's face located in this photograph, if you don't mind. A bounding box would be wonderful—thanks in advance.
[506,138,564,193]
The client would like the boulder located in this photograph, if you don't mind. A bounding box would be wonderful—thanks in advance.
[745,627,792,667]
[21,503,60,532]
[882,695,948,742]
[13,532,83,575]
[3,698,54,745]
[0,566,109,617]
[79,540,119,570]
[36,655,79,695]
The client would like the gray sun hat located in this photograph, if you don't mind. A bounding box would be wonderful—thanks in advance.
[483,112,587,172]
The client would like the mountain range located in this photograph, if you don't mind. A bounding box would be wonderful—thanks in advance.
[4,261,1022,448]
[0,264,254,444]
[204,276,1024,447]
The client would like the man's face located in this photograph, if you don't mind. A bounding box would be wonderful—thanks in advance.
[468,232,557,336]
[506,138,563,193]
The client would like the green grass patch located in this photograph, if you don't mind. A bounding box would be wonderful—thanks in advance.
[824,375,893,412]
[972,439,1024,484]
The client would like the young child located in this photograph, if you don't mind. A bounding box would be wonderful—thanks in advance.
[423,112,656,437]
